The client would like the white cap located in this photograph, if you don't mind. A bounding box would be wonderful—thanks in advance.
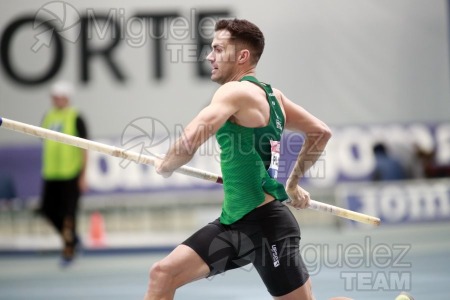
[50,81,74,98]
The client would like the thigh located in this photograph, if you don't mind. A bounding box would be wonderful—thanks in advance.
[182,219,254,276]
[253,237,310,297]
[241,202,308,297]
[156,244,211,287]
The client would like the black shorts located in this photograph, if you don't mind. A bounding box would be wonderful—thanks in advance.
[182,200,310,297]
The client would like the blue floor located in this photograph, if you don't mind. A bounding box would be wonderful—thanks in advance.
[1,222,449,299]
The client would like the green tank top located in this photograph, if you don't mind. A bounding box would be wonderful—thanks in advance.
[216,76,289,225]
[41,107,83,180]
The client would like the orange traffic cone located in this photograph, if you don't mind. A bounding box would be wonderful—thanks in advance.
[89,211,106,247]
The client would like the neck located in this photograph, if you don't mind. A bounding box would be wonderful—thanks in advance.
[227,66,256,83]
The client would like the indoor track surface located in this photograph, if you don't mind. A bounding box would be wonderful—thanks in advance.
[0,222,449,300]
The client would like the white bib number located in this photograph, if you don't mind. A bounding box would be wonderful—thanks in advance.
[268,140,280,178]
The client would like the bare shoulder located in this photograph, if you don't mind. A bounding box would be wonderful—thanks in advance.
[271,88,331,134]
[212,81,255,104]
[272,88,286,104]
[271,87,287,114]
[271,87,298,112]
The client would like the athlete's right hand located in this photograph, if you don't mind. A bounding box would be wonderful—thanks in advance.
[285,183,310,209]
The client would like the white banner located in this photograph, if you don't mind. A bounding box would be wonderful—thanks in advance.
[1,0,449,144]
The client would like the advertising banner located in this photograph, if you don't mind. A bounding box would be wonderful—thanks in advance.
[1,122,449,199]
[337,179,450,226]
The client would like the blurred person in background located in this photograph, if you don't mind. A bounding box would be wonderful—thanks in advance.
[146,19,351,300]
[37,81,89,266]
[416,147,450,179]
[371,142,407,181]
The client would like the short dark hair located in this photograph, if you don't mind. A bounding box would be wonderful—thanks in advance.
[215,18,265,65]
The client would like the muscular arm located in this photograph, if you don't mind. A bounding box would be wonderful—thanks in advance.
[278,90,332,208]
[157,83,242,175]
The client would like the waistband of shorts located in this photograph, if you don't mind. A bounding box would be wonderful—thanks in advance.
[243,199,284,218]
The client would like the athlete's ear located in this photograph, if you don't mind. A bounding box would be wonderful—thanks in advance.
[237,49,251,64]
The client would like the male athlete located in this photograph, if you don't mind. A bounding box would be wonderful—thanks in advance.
[148,19,333,299]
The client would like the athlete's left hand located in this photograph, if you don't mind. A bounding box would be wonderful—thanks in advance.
[154,158,173,178]
[285,182,310,209]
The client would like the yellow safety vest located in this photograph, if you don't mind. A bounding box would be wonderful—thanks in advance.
[41,107,83,180]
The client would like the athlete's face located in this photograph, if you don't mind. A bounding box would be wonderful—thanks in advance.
[206,30,238,84]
